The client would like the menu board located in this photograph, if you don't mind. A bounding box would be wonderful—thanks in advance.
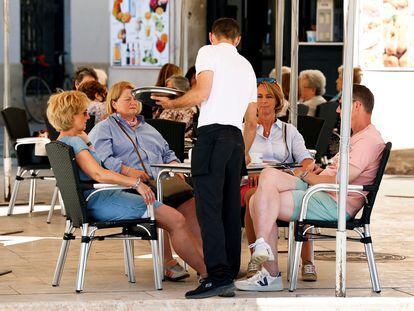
[110,0,170,67]
[359,0,414,69]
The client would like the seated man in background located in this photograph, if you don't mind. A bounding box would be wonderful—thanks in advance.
[236,84,385,292]
[298,69,327,117]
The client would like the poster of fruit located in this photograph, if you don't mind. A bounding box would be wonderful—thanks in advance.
[359,0,414,69]
[110,0,169,67]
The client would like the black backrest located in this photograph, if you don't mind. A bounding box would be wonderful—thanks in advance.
[315,101,339,161]
[360,142,392,224]
[297,104,309,116]
[44,115,60,141]
[85,115,96,134]
[296,115,325,150]
[46,141,88,228]
[146,119,186,162]
[1,107,31,140]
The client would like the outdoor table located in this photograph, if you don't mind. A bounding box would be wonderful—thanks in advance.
[150,161,301,273]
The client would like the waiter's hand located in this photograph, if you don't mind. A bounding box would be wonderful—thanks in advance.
[151,95,174,109]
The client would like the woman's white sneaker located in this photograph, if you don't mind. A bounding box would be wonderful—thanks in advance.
[235,268,283,292]
[250,237,275,265]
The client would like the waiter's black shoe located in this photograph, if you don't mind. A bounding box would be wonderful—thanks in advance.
[185,278,235,299]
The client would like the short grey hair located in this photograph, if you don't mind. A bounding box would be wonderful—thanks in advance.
[165,75,190,92]
[299,69,326,96]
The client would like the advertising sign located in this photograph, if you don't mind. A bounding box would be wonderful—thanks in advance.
[359,0,414,69]
[110,0,170,67]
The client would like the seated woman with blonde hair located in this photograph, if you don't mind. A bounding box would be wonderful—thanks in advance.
[242,78,317,281]
[46,91,206,281]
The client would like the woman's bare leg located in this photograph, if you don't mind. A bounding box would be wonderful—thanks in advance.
[155,204,207,277]
[244,188,257,253]
[177,198,203,256]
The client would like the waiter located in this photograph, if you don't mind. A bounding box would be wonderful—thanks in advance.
[152,17,257,299]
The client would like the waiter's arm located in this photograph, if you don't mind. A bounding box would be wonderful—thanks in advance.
[243,101,257,164]
[152,71,213,109]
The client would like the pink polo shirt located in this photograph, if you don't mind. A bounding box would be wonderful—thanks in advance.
[320,124,385,217]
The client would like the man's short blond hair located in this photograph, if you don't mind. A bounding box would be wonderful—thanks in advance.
[47,91,89,132]
[106,81,142,115]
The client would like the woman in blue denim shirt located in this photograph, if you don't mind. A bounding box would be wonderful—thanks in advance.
[89,81,201,281]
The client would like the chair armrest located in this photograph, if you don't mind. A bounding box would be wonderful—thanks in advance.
[15,137,50,150]
[298,183,365,222]
[85,183,130,202]
[85,183,156,221]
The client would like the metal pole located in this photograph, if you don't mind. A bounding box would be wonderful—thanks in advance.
[335,0,357,298]
[288,0,299,128]
[3,0,12,201]
[274,0,284,84]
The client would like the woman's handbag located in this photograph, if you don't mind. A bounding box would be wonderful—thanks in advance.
[112,116,193,207]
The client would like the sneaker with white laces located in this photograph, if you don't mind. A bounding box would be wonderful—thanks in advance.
[301,261,317,282]
[235,268,283,292]
[250,237,275,265]
[246,259,260,278]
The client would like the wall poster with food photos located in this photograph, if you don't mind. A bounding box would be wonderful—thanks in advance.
[359,0,414,69]
[110,0,170,67]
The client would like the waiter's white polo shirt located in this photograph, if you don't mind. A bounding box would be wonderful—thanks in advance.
[195,43,257,131]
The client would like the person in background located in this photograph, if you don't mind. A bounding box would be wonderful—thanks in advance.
[185,66,197,87]
[332,66,363,102]
[298,69,327,117]
[158,75,197,138]
[152,63,183,118]
[47,90,207,283]
[73,66,98,90]
[89,81,202,282]
[241,79,316,281]
[78,80,108,124]
[236,84,385,292]
[94,68,108,87]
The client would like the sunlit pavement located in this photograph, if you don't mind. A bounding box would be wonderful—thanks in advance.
[0,169,413,310]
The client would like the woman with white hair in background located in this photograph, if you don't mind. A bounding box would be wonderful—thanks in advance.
[298,69,327,117]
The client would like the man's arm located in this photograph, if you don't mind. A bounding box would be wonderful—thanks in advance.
[243,101,257,164]
[302,164,361,186]
[152,71,214,109]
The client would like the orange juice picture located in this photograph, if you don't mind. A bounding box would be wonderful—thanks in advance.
[113,43,121,65]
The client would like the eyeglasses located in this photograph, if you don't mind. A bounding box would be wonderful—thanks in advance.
[257,77,276,84]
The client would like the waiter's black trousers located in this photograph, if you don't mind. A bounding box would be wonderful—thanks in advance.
[192,124,244,281]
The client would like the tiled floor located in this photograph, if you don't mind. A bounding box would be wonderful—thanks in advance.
[0,174,413,310]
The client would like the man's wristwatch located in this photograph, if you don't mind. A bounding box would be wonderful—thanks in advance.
[86,141,93,147]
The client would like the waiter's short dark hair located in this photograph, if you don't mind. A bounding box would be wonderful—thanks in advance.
[353,84,374,114]
[212,18,240,40]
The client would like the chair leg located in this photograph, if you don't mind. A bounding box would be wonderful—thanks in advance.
[158,228,165,279]
[289,240,303,292]
[28,171,37,213]
[75,224,90,293]
[7,167,24,216]
[123,240,129,276]
[52,220,74,286]
[124,239,136,283]
[287,222,295,282]
[150,239,163,290]
[47,186,59,224]
[363,225,381,293]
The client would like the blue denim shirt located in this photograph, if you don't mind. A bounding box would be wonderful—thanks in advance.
[89,114,178,179]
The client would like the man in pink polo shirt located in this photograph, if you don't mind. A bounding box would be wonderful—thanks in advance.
[235,84,385,292]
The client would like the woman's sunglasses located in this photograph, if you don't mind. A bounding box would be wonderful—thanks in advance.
[257,77,277,84]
